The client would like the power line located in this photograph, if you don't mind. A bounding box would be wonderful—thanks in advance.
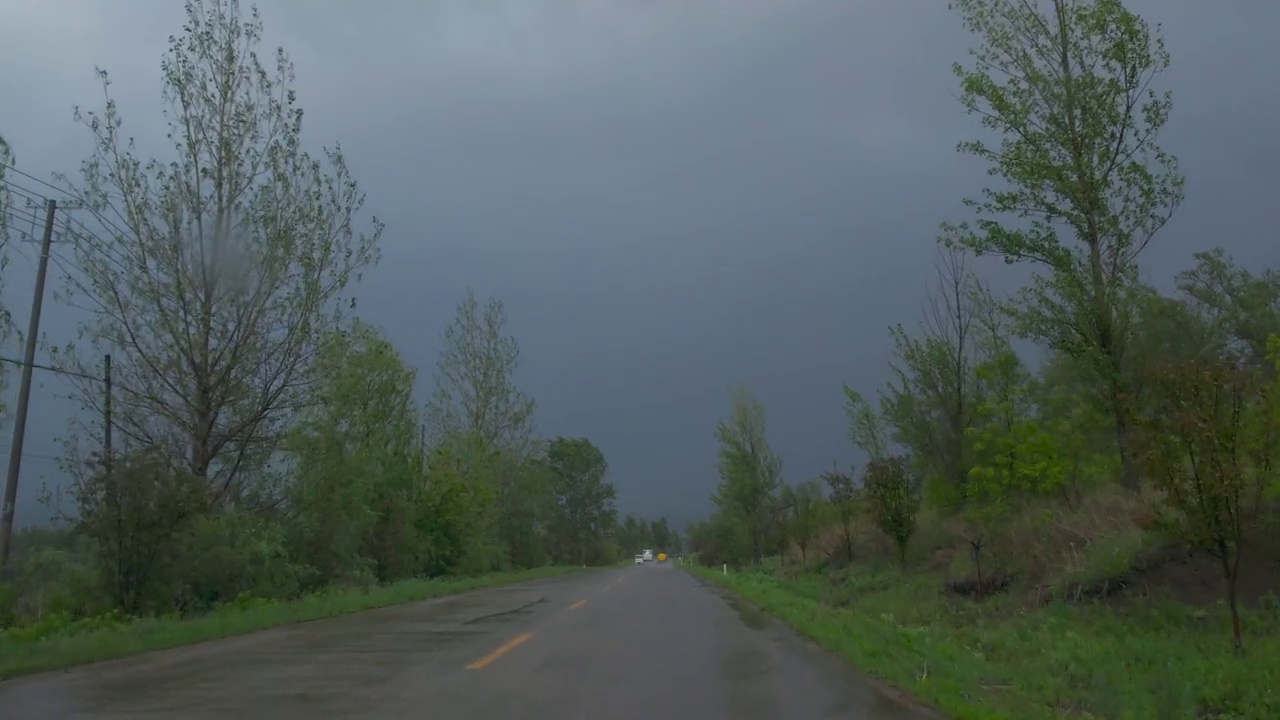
[2,193,117,569]
[0,451,62,464]
[0,354,103,384]
[0,164,130,248]
[0,164,77,202]
[1,184,94,261]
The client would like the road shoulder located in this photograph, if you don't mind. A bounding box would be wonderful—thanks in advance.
[686,567,950,720]
[0,565,596,682]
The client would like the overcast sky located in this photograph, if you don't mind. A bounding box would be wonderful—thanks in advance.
[1,0,1277,529]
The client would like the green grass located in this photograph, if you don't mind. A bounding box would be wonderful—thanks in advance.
[0,565,589,681]
[690,564,1280,719]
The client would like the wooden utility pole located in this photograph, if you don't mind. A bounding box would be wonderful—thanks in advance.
[0,199,56,568]
[104,354,113,472]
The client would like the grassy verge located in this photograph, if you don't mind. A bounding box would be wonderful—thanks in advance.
[690,564,1280,719]
[0,565,589,681]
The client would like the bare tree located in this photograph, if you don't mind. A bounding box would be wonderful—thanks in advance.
[54,0,381,501]
[924,246,981,490]
[879,245,992,504]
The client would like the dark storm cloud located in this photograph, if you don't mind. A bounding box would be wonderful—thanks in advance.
[1,0,1277,527]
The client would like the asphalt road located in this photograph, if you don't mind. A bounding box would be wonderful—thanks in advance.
[0,563,941,719]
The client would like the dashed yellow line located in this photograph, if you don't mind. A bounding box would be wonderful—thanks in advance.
[569,598,588,611]
[465,632,534,670]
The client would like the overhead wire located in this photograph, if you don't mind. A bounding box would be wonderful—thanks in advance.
[1,170,306,416]
[0,451,62,464]
[0,173,132,394]
[1,163,345,471]
[1,196,93,320]
[0,163,135,253]
[0,181,104,483]
[0,174,139,310]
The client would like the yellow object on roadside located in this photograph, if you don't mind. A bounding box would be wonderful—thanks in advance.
[657,553,667,562]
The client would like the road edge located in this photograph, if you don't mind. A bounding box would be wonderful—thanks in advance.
[685,566,953,720]
[0,565,602,683]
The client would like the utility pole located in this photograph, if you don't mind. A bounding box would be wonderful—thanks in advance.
[0,199,56,568]
[104,354,113,472]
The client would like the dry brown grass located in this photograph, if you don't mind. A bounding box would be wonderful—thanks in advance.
[785,486,1188,604]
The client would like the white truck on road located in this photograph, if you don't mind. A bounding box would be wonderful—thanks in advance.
[642,549,654,562]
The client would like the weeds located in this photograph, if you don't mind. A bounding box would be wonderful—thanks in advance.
[694,564,1280,719]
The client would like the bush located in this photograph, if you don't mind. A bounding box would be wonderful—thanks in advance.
[862,456,921,569]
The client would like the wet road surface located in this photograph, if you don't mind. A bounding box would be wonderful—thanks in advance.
[0,563,942,719]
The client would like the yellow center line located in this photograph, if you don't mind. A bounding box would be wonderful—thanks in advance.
[569,598,588,611]
[465,632,534,670]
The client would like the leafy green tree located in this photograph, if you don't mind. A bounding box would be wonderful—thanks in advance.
[944,0,1184,492]
[545,437,617,565]
[965,307,1052,506]
[72,448,208,614]
[283,319,422,586]
[686,513,744,569]
[424,288,544,569]
[173,508,299,612]
[958,307,1063,579]
[1124,285,1227,399]
[616,514,648,554]
[779,478,825,565]
[422,432,506,574]
[966,367,1066,506]
[1029,353,1119,506]
[1175,248,1280,369]
[649,517,673,552]
[862,457,920,569]
[842,389,889,463]
[56,0,382,501]
[1131,355,1278,653]
[713,385,783,565]
[612,514,681,555]
[7,535,101,624]
[493,454,555,569]
[858,248,1005,508]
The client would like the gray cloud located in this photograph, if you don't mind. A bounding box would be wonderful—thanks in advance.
[1,0,1278,528]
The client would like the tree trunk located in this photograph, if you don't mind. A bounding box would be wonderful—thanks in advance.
[971,536,984,585]
[750,522,761,565]
[842,519,854,562]
[1113,401,1141,493]
[1219,541,1244,654]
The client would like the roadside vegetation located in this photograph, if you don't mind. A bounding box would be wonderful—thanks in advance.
[687,1,1279,718]
[0,0,681,678]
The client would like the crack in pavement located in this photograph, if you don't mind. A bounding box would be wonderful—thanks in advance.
[462,597,547,625]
